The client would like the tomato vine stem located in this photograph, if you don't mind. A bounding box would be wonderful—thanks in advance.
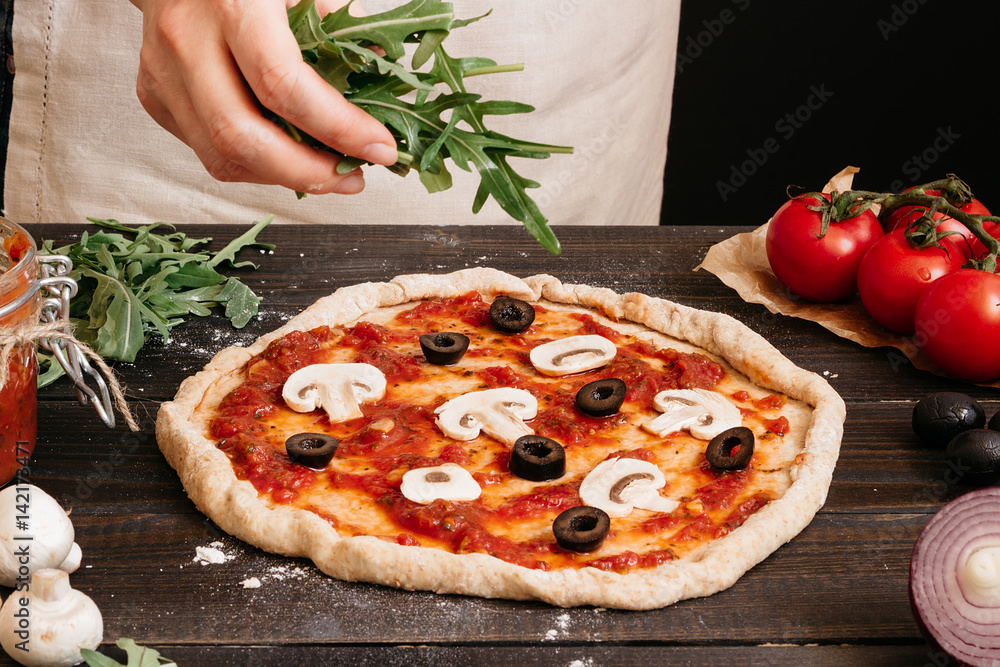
[815,176,1000,272]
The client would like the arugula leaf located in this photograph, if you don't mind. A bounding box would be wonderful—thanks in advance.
[207,216,274,269]
[285,0,572,254]
[321,0,454,60]
[77,265,148,362]
[218,277,263,328]
[37,216,275,387]
[81,638,177,667]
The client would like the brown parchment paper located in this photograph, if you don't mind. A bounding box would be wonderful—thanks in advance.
[694,166,993,386]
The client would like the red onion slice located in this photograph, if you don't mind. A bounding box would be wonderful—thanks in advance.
[910,488,1000,666]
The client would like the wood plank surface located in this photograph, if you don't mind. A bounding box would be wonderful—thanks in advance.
[4,223,979,666]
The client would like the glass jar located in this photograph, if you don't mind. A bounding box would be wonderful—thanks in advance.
[1,217,41,485]
[0,217,114,487]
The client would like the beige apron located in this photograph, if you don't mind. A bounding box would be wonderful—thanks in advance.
[4,1,679,230]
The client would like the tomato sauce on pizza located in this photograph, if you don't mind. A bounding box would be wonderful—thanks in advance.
[204,292,799,573]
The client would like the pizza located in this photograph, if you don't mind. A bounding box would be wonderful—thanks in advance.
[155,268,845,609]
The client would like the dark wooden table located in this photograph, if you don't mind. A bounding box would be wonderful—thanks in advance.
[4,223,983,666]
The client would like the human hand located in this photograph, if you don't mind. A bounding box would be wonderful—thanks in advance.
[130,0,398,194]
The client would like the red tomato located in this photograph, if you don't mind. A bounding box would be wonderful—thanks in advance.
[2,234,30,262]
[887,187,991,228]
[887,188,991,257]
[765,193,883,302]
[857,229,965,334]
[968,219,1000,260]
[886,208,975,259]
[914,269,1000,382]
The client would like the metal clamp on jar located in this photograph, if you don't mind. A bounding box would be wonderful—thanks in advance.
[1,217,117,485]
[36,253,116,427]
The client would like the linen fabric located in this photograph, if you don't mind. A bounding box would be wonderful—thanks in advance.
[4,1,679,229]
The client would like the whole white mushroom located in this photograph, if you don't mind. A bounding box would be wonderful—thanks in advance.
[0,568,103,666]
[0,485,79,587]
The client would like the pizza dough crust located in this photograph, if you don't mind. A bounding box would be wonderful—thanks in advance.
[156,268,845,609]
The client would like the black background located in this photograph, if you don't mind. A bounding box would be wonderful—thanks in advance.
[661,0,1000,225]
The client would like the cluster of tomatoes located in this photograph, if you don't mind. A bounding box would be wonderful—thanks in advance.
[765,178,1000,382]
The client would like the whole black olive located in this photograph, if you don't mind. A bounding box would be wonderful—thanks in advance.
[575,378,627,418]
[285,432,339,468]
[988,410,1000,433]
[912,392,986,448]
[946,429,1000,478]
[705,426,755,471]
[419,332,470,365]
[552,506,611,552]
[489,296,535,333]
[510,435,566,481]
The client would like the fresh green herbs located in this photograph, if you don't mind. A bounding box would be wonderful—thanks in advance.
[36,216,274,387]
[285,0,573,254]
[81,638,176,667]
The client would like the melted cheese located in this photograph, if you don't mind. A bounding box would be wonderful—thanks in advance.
[199,297,811,572]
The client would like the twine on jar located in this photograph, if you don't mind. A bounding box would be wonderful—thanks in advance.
[0,320,140,431]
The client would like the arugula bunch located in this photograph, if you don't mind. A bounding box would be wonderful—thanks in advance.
[37,216,274,387]
[285,0,573,254]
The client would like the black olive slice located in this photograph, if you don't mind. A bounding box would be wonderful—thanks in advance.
[419,332,470,365]
[489,296,536,333]
[285,432,339,469]
[913,392,985,447]
[575,378,627,417]
[510,435,566,481]
[705,426,754,470]
[553,506,611,552]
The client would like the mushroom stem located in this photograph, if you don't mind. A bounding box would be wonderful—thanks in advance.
[29,568,73,604]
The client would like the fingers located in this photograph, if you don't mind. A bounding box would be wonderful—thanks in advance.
[225,4,398,166]
[163,14,365,192]
[134,0,394,193]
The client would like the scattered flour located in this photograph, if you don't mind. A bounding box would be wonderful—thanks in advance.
[232,564,317,590]
[193,541,235,565]
[263,564,312,582]
[543,613,572,641]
